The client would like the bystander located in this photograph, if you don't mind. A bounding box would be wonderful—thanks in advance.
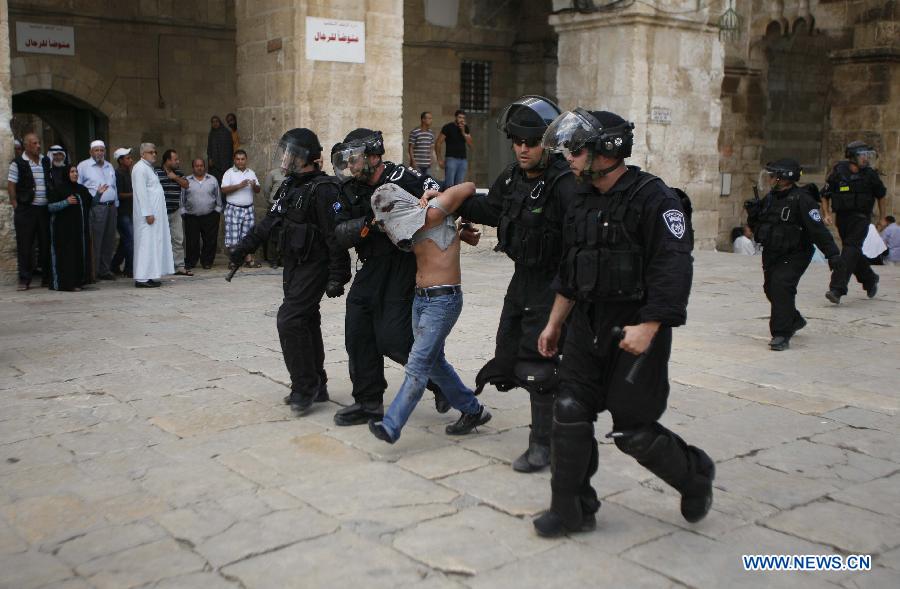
[155,150,191,276]
[183,158,222,270]
[408,112,436,176]
[77,140,119,281]
[436,110,473,187]
[221,150,262,267]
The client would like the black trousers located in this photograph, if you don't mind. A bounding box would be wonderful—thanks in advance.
[344,251,417,404]
[263,223,283,266]
[476,264,560,392]
[183,212,220,268]
[14,203,50,285]
[763,247,812,338]
[549,303,706,512]
[278,251,329,394]
[829,213,877,295]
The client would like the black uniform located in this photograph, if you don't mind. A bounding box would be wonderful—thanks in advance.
[233,170,351,398]
[334,162,443,412]
[457,156,575,465]
[823,162,886,295]
[747,185,839,338]
[543,166,713,531]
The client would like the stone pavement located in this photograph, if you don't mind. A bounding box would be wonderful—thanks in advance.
[1,249,898,589]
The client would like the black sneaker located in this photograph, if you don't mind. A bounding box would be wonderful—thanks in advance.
[790,316,807,336]
[768,336,790,351]
[825,290,842,304]
[865,276,879,299]
[283,390,315,414]
[368,420,396,444]
[334,402,383,426]
[445,406,492,435]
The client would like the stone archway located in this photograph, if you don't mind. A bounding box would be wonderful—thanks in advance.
[10,56,128,130]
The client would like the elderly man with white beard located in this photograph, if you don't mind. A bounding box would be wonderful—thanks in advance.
[131,143,174,287]
[77,139,118,280]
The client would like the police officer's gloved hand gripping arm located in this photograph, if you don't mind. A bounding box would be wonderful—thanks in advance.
[315,182,352,297]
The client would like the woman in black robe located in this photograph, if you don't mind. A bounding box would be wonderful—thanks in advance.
[48,164,99,291]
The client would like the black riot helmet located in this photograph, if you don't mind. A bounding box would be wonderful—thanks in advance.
[765,159,802,181]
[273,128,322,175]
[332,129,385,181]
[542,108,634,159]
[844,140,877,168]
[497,95,562,140]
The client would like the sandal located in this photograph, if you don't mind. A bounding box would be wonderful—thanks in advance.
[175,269,194,276]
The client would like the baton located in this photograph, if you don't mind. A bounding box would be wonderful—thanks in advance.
[611,326,653,385]
[225,264,239,282]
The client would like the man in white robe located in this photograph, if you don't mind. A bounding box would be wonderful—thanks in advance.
[131,143,174,287]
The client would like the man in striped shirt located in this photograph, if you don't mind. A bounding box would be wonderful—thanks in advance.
[7,133,52,290]
[408,112,436,177]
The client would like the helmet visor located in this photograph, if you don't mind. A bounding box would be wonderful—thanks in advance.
[273,142,311,174]
[758,169,777,193]
[853,150,877,168]
[541,110,597,153]
[331,144,367,180]
[496,96,561,135]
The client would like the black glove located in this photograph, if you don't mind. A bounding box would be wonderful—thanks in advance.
[325,280,345,298]
[827,255,844,272]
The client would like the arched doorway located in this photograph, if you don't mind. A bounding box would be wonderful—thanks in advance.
[12,90,109,163]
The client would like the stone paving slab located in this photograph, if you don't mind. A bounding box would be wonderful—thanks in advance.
[0,251,898,587]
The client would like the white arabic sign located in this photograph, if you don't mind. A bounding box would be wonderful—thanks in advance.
[650,107,672,125]
[306,17,365,64]
[16,22,75,56]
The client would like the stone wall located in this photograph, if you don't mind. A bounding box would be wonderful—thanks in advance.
[552,3,724,250]
[235,0,404,206]
[402,0,556,188]
[1,0,16,277]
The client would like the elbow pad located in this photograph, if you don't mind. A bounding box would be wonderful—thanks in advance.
[334,217,368,250]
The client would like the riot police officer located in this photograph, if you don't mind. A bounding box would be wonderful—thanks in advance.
[823,141,887,304]
[533,109,714,537]
[229,128,351,413]
[330,129,453,426]
[745,160,842,351]
[455,95,575,473]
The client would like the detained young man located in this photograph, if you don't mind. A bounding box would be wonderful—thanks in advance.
[367,181,492,443]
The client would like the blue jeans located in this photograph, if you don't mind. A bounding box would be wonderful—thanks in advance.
[111,212,134,274]
[444,157,468,187]
[381,290,482,440]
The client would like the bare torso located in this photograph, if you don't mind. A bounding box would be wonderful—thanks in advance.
[412,232,461,287]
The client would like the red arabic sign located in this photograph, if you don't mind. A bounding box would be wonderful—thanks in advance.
[16,22,75,56]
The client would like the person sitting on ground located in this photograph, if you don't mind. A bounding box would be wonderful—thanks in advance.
[368,181,491,443]
[732,224,758,255]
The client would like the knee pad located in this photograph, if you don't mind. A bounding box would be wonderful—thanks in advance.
[610,425,662,460]
[554,394,591,424]
[514,360,558,394]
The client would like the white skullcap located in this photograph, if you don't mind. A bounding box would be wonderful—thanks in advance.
[90,140,106,149]
[113,147,132,160]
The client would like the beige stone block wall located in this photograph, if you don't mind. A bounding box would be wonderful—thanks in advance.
[235,0,404,199]
[1,0,16,277]
[551,6,723,249]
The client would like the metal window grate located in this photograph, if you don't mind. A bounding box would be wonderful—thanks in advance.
[460,60,491,113]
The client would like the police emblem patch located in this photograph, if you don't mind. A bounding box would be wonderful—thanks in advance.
[332,201,342,213]
[663,209,686,239]
[808,209,821,222]
[423,178,441,192]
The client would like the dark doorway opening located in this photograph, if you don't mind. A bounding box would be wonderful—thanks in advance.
[12,90,109,163]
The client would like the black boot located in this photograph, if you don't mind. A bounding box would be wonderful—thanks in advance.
[513,392,553,473]
[283,390,315,415]
[315,383,329,403]
[533,420,599,537]
[445,405,492,435]
[614,424,714,523]
[334,401,383,426]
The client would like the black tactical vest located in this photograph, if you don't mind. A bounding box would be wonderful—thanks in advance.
[275,174,339,258]
[753,189,805,254]
[828,164,876,215]
[495,163,567,268]
[559,174,658,302]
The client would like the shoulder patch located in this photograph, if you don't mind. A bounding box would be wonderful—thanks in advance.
[662,209,686,239]
[332,201,342,214]
[423,177,441,192]
[388,166,405,182]
[808,209,821,222]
